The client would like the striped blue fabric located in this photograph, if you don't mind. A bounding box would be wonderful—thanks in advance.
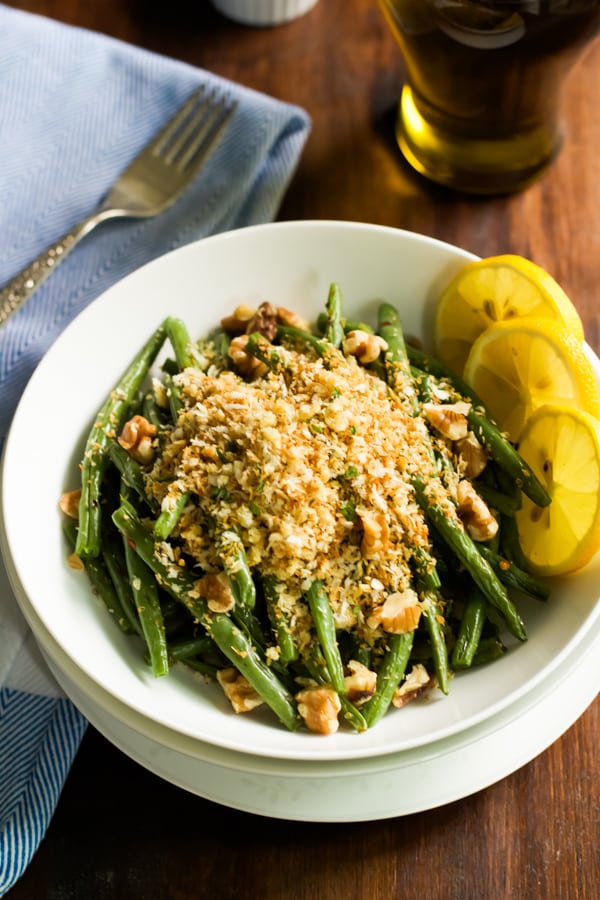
[0,5,310,895]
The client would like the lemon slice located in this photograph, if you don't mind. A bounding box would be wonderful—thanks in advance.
[515,404,600,575]
[434,255,584,375]
[463,317,599,441]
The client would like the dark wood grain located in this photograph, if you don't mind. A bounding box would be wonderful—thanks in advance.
[3,1,599,897]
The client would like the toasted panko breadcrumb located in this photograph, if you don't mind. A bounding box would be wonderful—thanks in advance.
[147,344,440,654]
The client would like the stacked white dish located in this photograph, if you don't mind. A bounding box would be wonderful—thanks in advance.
[2,221,599,821]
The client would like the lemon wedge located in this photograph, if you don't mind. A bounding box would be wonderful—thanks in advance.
[434,255,584,375]
[515,404,600,575]
[462,317,599,441]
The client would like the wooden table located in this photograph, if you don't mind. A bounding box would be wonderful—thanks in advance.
[5,1,599,897]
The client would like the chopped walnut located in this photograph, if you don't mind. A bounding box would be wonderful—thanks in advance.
[342,330,388,365]
[227,334,268,379]
[217,667,265,714]
[276,305,311,332]
[59,488,81,519]
[196,572,235,613]
[296,685,341,734]
[456,479,498,542]
[245,301,278,341]
[344,660,377,706]
[455,431,488,478]
[220,303,256,335]
[392,663,433,708]
[367,588,422,634]
[358,508,389,557]
[67,552,84,571]
[118,414,157,465]
[422,400,471,441]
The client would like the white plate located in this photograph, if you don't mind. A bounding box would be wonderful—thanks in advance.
[42,608,600,822]
[2,220,600,762]
[4,524,599,820]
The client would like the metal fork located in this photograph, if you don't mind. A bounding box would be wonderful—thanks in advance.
[0,86,237,328]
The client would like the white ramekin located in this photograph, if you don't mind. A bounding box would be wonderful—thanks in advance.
[211,0,319,26]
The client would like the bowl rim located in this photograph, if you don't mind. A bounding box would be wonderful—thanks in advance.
[2,219,599,762]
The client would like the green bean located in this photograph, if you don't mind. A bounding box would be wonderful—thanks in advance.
[451,587,487,669]
[304,645,367,733]
[498,512,530,571]
[217,529,256,610]
[477,545,550,601]
[230,603,269,651]
[325,282,345,348]
[168,636,222,664]
[63,521,133,633]
[142,390,168,428]
[154,489,191,540]
[165,316,198,370]
[413,546,441,591]
[75,321,167,558]
[123,526,169,678]
[111,501,208,621]
[345,634,372,669]
[262,575,299,665]
[205,325,232,360]
[277,324,331,358]
[206,613,299,732]
[100,527,141,635]
[111,502,298,730]
[316,312,374,335]
[467,408,550,508]
[181,659,219,679]
[406,346,550,508]
[412,476,527,642]
[420,591,450,695]
[306,580,345,694]
[377,302,418,412]
[471,636,506,666]
[164,372,183,423]
[405,342,486,404]
[108,441,158,512]
[245,332,286,371]
[362,631,414,728]
[474,481,521,517]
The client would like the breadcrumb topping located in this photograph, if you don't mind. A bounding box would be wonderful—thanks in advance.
[146,343,443,657]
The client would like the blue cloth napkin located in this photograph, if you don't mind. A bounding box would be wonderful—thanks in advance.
[0,5,310,894]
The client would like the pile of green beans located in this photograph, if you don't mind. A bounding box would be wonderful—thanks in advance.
[64,289,552,735]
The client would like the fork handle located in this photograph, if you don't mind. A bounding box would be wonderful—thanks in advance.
[0,212,107,328]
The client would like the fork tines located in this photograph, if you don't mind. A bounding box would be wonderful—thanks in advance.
[152,86,237,173]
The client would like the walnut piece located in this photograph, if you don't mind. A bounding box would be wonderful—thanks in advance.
[227,334,268,379]
[245,301,278,342]
[118,414,157,465]
[67,553,84,571]
[367,588,422,634]
[358,508,389,558]
[220,303,256,335]
[456,479,498,541]
[217,668,265,714]
[392,663,433,708]
[422,400,471,441]
[196,572,235,613]
[59,488,81,519]
[455,431,488,478]
[344,660,377,706]
[276,305,311,332]
[342,329,388,365]
[296,685,341,734]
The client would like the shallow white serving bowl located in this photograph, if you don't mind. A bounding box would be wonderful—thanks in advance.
[6,547,599,821]
[2,220,599,764]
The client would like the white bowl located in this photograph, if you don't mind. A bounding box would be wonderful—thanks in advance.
[211,0,319,26]
[2,221,599,763]
[5,544,598,820]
